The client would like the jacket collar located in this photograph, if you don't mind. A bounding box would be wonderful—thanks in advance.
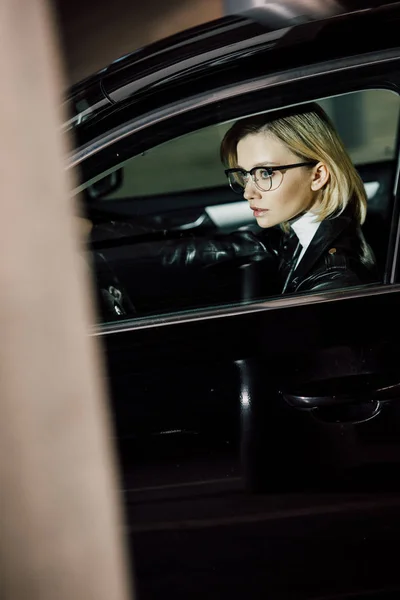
[286,209,353,288]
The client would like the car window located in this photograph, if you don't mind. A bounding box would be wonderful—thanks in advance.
[96,90,400,200]
[82,88,400,324]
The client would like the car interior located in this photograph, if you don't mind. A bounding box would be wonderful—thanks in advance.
[80,88,400,321]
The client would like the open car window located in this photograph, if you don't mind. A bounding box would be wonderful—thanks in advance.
[79,88,400,323]
[86,90,399,201]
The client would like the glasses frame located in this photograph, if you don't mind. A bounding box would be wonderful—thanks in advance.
[225,161,317,193]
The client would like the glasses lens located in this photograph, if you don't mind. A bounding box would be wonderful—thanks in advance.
[254,167,272,192]
[254,167,285,192]
[227,171,246,193]
[227,168,284,193]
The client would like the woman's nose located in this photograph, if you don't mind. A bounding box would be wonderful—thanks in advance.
[243,179,261,201]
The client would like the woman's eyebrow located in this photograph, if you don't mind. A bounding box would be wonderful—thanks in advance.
[253,161,279,167]
[234,161,279,170]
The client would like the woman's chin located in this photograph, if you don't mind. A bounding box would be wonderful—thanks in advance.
[255,212,277,228]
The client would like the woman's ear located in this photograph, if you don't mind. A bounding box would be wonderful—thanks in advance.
[310,162,330,191]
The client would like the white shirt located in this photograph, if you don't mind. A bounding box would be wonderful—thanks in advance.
[291,211,322,269]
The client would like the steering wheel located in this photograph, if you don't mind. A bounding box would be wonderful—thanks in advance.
[92,250,136,321]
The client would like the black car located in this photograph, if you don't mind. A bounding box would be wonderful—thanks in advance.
[66,3,400,597]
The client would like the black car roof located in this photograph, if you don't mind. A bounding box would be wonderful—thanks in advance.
[64,15,269,130]
[65,2,400,146]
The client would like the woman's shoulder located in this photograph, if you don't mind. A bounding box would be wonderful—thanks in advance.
[295,223,379,293]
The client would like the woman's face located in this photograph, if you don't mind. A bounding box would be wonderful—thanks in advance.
[236,131,320,228]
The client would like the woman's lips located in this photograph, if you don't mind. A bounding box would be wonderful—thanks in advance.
[251,207,269,217]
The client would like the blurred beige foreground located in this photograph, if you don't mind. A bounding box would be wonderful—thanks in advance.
[0,1,132,598]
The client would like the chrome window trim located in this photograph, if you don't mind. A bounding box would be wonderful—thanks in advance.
[90,282,400,337]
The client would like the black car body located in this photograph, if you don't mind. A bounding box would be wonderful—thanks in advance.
[65,3,400,597]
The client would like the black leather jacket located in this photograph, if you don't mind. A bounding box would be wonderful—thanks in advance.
[160,208,379,295]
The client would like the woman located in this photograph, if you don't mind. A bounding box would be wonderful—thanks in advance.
[158,102,378,300]
[219,102,378,294]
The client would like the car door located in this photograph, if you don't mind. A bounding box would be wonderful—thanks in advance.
[71,31,400,500]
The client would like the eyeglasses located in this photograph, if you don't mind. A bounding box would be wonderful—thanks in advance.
[225,162,317,194]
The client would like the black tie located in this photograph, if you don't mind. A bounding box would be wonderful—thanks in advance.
[281,230,302,293]
[280,230,298,265]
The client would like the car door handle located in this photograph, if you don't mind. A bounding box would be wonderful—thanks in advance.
[280,373,400,409]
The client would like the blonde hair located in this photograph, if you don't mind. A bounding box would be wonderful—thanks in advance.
[220,102,367,225]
